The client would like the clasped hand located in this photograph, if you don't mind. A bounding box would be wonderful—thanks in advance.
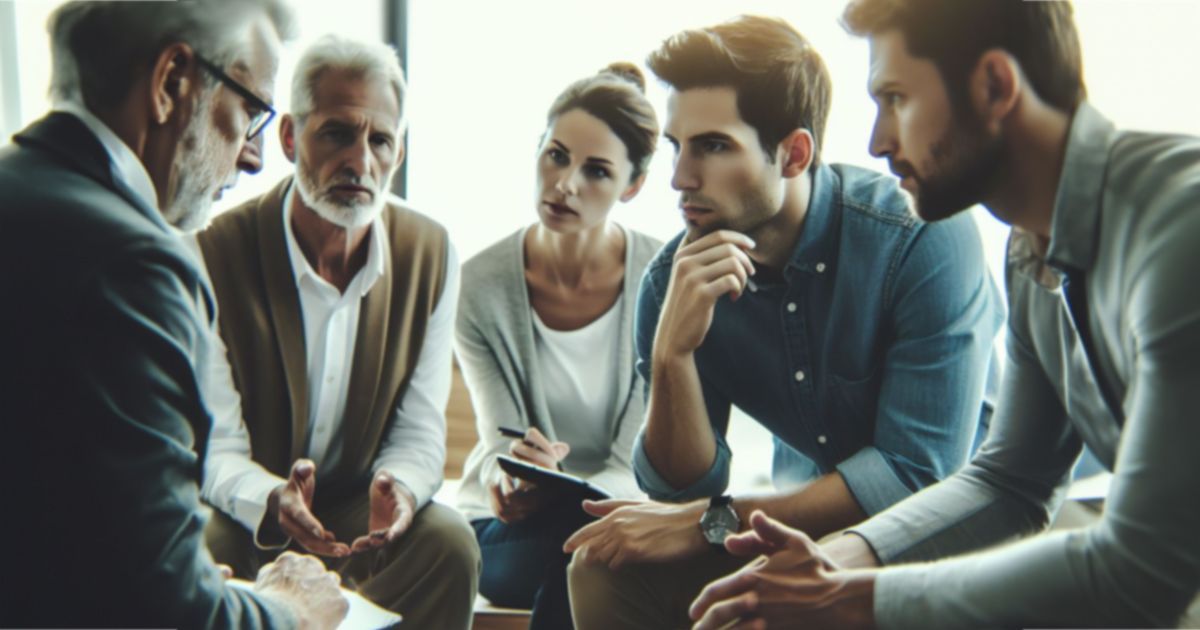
[269,459,415,557]
[688,510,876,630]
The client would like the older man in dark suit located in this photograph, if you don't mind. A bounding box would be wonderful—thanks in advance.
[0,1,347,627]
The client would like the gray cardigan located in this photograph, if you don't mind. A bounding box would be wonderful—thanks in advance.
[454,224,662,521]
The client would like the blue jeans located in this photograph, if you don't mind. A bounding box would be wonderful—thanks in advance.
[472,500,594,630]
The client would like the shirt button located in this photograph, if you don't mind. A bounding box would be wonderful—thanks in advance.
[815,262,827,273]
[787,302,797,313]
[817,434,828,445]
[794,370,806,382]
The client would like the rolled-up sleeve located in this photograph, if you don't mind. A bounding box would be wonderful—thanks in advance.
[841,214,1003,515]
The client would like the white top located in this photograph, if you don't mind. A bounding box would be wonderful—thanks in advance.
[199,185,459,536]
[454,225,663,522]
[531,295,624,465]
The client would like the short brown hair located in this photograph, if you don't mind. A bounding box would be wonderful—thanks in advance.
[647,15,832,166]
[546,62,660,182]
[842,0,1086,114]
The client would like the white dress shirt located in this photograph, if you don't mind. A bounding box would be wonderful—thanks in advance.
[200,185,459,536]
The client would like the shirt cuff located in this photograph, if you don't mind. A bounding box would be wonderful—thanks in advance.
[836,447,915,516]
[230,475,287,550]
[632,432,731,501]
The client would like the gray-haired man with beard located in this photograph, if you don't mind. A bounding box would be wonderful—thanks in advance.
[1,1,350,628]
[196,35,479,629]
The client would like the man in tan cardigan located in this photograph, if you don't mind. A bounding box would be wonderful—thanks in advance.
[196,35,479,629]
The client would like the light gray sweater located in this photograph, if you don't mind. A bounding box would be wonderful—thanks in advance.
[454,224,663,521]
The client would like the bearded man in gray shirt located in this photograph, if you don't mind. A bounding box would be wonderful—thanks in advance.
[686,1,1200,628]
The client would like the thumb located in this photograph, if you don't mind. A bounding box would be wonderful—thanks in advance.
[290,459,315,482]
[551,441,571,460]
[748,510,805,549]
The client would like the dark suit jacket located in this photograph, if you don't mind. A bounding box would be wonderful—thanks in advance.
[0,113,291,628]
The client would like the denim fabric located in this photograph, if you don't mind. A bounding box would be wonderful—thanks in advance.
[473,501,594,630]
[632,162,1004,513]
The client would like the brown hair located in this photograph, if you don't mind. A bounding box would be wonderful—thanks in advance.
[546,62,660,181]
[647,15,831,166]
[842,0,1086,114]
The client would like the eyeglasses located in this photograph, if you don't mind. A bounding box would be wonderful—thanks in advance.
[194,53,276,140]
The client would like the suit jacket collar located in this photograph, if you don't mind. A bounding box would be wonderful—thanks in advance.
[13,112,167,234]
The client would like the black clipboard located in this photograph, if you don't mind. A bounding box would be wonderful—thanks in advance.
[496,455,613,502]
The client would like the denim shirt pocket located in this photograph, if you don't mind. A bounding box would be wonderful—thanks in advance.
[826,368,880,449]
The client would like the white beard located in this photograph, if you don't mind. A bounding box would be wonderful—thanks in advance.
[163,93,223,233]
[293,160,388,229]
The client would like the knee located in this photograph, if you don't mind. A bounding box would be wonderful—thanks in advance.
[405,503,481,583]
[566,550,621,626]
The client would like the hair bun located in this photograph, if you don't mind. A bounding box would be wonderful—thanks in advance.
[601,61,646,93]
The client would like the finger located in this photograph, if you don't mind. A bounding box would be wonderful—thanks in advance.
[280,512,348,557]
[581,499,637,517]
[217,564,234,580]
[748,510,812,551]
[685,240,755,273]
[510,441,557,469]
[523,427,554,452]
[280,500,327,541]
[551,441,571,460]
[690,570,761,621]
[692,590,759,630]
[723,529,778,558]
[676,230,756,259]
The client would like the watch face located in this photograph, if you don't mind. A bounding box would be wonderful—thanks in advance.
[701,505,739,544]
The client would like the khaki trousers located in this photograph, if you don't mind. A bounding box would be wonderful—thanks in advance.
[206,499,481,630]
[567,549,750,630]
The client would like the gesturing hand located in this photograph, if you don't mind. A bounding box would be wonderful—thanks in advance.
[254,551,349,630]
[350,471,416,553]
[656,230,756,359]
[689,511,876,630]
[562,499,710,570]
[269,459,349,558]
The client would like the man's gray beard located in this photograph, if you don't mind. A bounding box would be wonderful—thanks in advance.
[163,93,222,233]
[294,165,387,230]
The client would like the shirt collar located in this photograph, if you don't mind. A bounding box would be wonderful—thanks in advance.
[53,100,159,215]
[783,162,839,282]
[282,181,388,298]
[1045,101,1117,275]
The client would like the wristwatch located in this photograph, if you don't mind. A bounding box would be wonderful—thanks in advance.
[699,494,740,550]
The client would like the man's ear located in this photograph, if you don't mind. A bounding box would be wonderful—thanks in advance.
[970,49,1021,130]
[279,114,298,163]
[149,43,199,126]
[780,128,814,178]
[619,172,647,203]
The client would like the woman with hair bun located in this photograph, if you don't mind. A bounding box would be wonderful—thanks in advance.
[454,63,662,628]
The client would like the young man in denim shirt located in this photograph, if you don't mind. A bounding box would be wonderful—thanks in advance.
[564,15,1002,628]
[688,2,1200,629]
